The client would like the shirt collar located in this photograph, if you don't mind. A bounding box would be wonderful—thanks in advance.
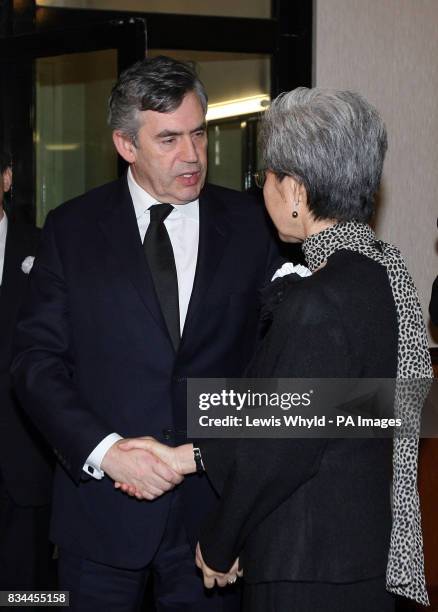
[127,167,199,222]
[0,209,8,245]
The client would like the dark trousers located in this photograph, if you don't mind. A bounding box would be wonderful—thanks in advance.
[58,490,241,611]
[243,576,395,612]
[0,477,52,590]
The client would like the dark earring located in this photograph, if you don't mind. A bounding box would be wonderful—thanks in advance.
[292,198,299,218]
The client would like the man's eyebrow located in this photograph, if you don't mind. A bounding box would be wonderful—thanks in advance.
[156,129,182,138]
[156,123,207,138]
[192,122,207,133]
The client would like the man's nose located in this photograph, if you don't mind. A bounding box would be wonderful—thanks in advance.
[180,136,199,163]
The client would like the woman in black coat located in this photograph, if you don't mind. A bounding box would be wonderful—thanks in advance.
[119,88,432,611]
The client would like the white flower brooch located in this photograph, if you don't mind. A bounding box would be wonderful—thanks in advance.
[21,256,35,275]
[271,262,312,282]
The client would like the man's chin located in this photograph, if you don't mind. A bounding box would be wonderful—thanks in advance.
[173,178,205,204]
[172,193,201,205]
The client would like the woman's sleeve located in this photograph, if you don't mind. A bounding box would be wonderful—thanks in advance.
[198,288,351,572]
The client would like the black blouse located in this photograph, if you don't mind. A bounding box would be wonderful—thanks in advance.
[198,249,398,584]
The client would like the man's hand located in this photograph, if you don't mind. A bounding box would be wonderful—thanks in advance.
[114,438,196,499]
[101,438,183,500]
[195,543,242,588]
[119,437,194,473]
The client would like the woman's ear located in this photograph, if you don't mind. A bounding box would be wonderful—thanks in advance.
[297,181,308,208]
[280,175,295,203]
[282,176,306,208]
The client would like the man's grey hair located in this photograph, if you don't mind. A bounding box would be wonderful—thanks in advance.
[260,87,388,222]
[108,55,208,146]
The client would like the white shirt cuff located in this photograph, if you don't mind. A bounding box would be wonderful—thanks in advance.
[83,433,123,480]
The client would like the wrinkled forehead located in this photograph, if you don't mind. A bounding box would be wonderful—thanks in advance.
[138,92,206,134]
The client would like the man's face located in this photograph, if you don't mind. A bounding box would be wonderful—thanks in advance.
[128,91,207,205]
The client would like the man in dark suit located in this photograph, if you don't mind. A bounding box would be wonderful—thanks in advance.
[0,150,53,590]
[12,57,279,610]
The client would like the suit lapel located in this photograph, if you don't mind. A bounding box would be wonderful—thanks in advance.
[98,176,170,341]
[98,180,231,350]
[182,186,231,342]
[0,223,35,369]
[0,222,27,307]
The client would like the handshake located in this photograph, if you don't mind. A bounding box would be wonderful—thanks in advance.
[101,436,194,501]
[101,436,241,587]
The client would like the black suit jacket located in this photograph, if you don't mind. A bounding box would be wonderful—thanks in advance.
[0,221,53,506]
[11,175,280,569]
[199,250,398,584]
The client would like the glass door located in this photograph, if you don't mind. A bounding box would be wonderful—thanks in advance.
[0,18,145,225]
[35,48,118,226]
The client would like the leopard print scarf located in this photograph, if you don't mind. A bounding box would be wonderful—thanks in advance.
[303,221,432,606]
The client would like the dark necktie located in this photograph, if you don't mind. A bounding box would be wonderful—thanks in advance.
[143,203,180,351]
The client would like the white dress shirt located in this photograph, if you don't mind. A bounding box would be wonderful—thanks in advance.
[0,211,8,286]
[83,169,200,479]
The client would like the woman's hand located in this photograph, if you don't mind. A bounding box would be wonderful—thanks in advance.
[114,438,196,499]
[195,542,242,588]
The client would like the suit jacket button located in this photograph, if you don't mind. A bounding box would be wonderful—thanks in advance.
[162,428,172,440]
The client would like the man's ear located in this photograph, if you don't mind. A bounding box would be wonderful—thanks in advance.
[1,167,12,193]
[112,131,137,164]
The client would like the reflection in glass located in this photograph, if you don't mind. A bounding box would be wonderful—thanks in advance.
[36,0,271,19]
[36,49,117,226]
[207,116,261,192]
[208,122,243,191]
[149,50,270,109]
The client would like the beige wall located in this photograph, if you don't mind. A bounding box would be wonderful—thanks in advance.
[315,0,438,344]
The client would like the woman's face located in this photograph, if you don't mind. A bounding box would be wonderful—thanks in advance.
[263,171,305,243]
[0,167,12,210]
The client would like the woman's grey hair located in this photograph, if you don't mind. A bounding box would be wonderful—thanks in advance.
[260,87,388,222]
[108,55,208,145]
